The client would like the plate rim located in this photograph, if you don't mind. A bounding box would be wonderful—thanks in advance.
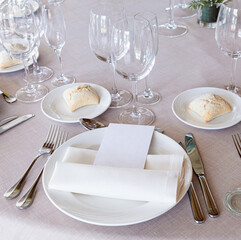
[40,82,111,123]
[42,128,192,226]
[172,87,241,130]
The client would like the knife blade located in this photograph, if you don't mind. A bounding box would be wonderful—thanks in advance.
[0,114,34,134]
[185,133,219,218]
[0,116,18,127]
[179,142,204,223]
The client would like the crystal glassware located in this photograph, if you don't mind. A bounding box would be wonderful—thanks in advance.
[0,1,48,103]
[173,0,197,19]
[28,0,54,83]
[89,3,132,108]
[159,0,188,38]
[135,12,161,105]
[111,16,156,125]
[43,4,75,87]
[215,1,241,94]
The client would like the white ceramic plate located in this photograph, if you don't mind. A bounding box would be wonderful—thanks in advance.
[172,87,241,130]
[41,83,111,123]
[42,128,192,226]
[0,49,39,74]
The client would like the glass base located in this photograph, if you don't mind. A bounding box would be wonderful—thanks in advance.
[28,66,54,83]
[119,106,155,125]
[225,84,240,94]
[224,188,241,216]
[110,89,132,108]
[137,90,161,105]
[16,84,48,103]
[174,4,197,18]
[159,23,188,38]
[51,74,75,87]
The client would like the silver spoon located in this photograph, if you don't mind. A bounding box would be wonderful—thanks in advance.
[79,118,164,134]
[0,90,17,103]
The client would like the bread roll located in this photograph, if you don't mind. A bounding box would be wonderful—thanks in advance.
[0,50,22,69]
[63,85,99,112]
[188,93,232,122]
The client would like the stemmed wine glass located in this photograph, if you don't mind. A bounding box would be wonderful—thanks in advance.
[215,0,241,94]
[111,16,156,125]
[173,0,197,19]
[28,0,54,83]
[89,3,132,108]
[159,0,188,38]
[0,1,48,102]
[43,4,75,87]
[135,12,161,105]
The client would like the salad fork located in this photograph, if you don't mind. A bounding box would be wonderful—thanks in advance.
[4,125,59,199]
[232,133,241,158]
[16,130,68,209]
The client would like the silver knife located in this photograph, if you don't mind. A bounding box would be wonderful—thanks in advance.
[179,142,204,223]
[185,133,219,218]
[0,114,34,134]
[0,116,18,127]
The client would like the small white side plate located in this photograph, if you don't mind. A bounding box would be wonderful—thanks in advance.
[172,87,241,130]
[41,83,111,123]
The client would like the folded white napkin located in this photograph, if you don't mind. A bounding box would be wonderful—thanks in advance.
[48,147,185,203]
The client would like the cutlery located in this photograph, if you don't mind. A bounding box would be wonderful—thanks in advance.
[232,133,241,158]
[79,118,164,133]
[16,130,68,209]
[0,116,18,127]
[185,133,219,218]
[179,142,204,224]
[0,90,17,103]
[4,125,59,199]
[0,114,34,134]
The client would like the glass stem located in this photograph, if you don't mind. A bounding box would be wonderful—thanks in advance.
[179,0,185,7]
[32,53,40,75]
[230,57,238,90]
[55,48,64,77]
[22,59,35,93]
[109,62,120,100]
[132,81,138,115]
[143,76,152,97]
[168,0,175,27]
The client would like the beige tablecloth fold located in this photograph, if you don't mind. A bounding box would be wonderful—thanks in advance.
[48,147,185,203]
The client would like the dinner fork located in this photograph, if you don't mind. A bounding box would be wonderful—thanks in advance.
[4,125,59,199]
[16,130,68,209]
[232,133,241,158]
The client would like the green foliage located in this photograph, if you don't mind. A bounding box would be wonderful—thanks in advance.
[189,0,231,9]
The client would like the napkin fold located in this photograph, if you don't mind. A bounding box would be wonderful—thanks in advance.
[48,147,185,203]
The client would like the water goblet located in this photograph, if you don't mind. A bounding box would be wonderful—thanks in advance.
[135,12,161,105]
[159,0,188,38]
[43,4,75,87]
[111,16,156,125]
[173,0,197,19]
[0,1,48,103]
[89,3,132,108]
[215,0,241,94]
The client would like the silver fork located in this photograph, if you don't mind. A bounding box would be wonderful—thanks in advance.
[232,133,241,158]
[4,125,59,199]
[16,130,68,209]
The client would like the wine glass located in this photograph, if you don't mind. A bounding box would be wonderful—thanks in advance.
[135,12,161,105]
[173,0,197,19]
[43,4,75,87]
[215,0,241,94]
[159,0,188,38]
[89,3,132,108]
[28,0,54,83]
[111,16,156,125]
[0,1,48,103]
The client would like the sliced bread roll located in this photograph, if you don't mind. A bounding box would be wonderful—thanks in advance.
[188,93,232,122]
[63,85,99,112]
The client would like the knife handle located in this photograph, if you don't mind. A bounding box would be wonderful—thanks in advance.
[198,175,219,217]
[188,182,205,223]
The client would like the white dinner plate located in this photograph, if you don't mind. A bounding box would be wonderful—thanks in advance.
[172,87,241,130]
[41,83,111,123]
[42,128,192,226]
[0,49,39,74]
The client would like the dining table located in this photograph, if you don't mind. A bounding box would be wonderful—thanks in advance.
[1,0,241,239]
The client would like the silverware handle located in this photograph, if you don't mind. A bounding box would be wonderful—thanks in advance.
[16,169,43,209]
[198,174,219,217]
[188,182,205,223]
[3,153,42,199]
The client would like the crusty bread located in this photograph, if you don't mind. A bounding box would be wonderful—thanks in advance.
[0,50,22,69]
[63,85,99,112]
[188,93,232,122]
